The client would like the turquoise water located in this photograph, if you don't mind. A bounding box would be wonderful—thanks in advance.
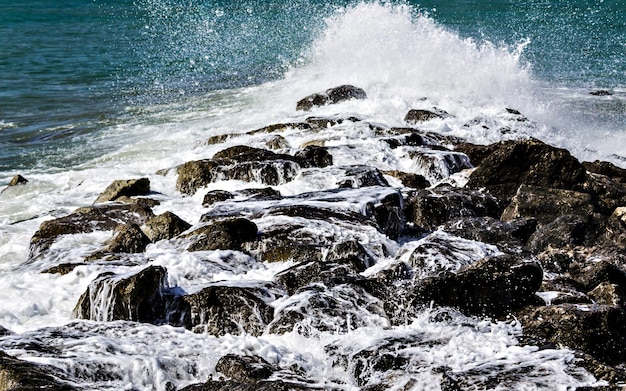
[1,0,625,174]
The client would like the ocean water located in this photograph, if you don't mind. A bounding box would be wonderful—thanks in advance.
[0,0,625,389]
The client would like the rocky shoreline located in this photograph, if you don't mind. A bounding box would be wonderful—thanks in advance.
[2,85,626,390]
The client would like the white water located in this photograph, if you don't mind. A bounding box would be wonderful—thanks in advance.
[0,2,619,389]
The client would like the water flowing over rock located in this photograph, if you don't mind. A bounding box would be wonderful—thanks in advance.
[0,351,78,391]
[73,265,168,322]
[184,218,258,252]
[296,85,366,111]
[94,177,151,203]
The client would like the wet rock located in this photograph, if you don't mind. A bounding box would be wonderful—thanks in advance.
[366,190,403,239]
[294,145,333,168]
[538,278,593,305]
[265,135,290,150]
[239,187,282,201]
[404,108,447,124]
[583,160,626,183]
[73,265,168,322]
[401,148,472,183]
[274,260,356,296]
[248,122,311,135]
[579,172,626,215]
[269,283,388,335]
[242,222,325,264]
[215,354,275,383]
[413,255,543,317]
[501,185,594,225]
[184,218,257,252]
[296,85,366,111]
[8,174,28,187]
[29,203,154,259]
[406,185,501,231]
[442,216,537,252]
[178,379,294,391]
[327,240,376,272]
[94,177,150,203]
[599,207,626,248]
[526,214,593,253]
[454,142,499,167]
[382,170,431,189]
[337,165,389,188]
[176,159,223,195]
[0,325,11,336]
[41,262,82,275]
[588,283,624,306]
[590,90,612,96]
[142,211,192,242]
[569,259,626,293]
[465,138,587,203]
[0,350,77,391]
[203,190,235,207]
[174,282,278,335]
[85,223,151,261]
[517,304,626,365]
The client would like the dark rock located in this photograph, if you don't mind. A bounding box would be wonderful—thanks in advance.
[404,108,447,124]
[535,248,580,275]
[294,145,333,168]
[142,211,192,242]
[465,138,587,203]
[454,142,498,167]
[583,160,626,183]
[538,278,593,305]
[175,282,278,335]
[442,216,537,252]
[0,325,11,336]
[112,195,160,207]
[256,204,376,229]
[366,190,403,239]
[226,160,300,186]
[239,187,282,201]
[94,177,150,203]
[177,379,295,391]
[574,353,626,386]
[296,85,366,111]
[517,304,626,365]
[242,222,325,264]
[382,170,431,189]
[0,350,78,391]
[29,203,154,259]
[265,135,290,150]
[247,122,311,135]
[599,207,626,248]
[588,283,625,306]
[274,260,356,296]
[185,218,257,252]
[590,90,612,96]
[526,214,592,253]
[501,185,594,225]
[406,185,501,230]
[269,283,388,335]
[73,265,168,322]
[41,262,82,275]
[413,255,543,317]
[215,354,275,382]
[85,223,151,261]
[176,159,223,195]
[569,259,626,293]
[326,240,376,272]
[202,190,235,207]
[337,165,389,188]
[402,148,472,182]
[578,172,626,215]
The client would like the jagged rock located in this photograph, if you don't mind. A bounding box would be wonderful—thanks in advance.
[517,304,626,365]
[337,165,389,188]
[535,248,580,274]
[142,211,192,242]
[172,282,278,335]
[589,283,624,306]
[442,216,537,252]
[294,145,333,168]
[41,262,82,275]
[501,185,594,225]
[538,278,593,305]
[274,260,356,296]
[112,195,160,207]
[203,190,235,207]
[85,223,151,261]
[215,354,275,383]
[327,240,376,272]
[29,203,154,259]
[526,214,593,253]
[247,122,311,135]
[569,259,626,293]
[269,283,388,335]
[382,170,431,189]
[413,255,543,317]
[178,379,297,391]
[366,190,403,239]
[184,218,257,252]
[465,138,587,203]
[454,142,499,167]
[296,85,366,111]
[176,159,223,195]
[94,177,150,203]
[243,222,325,264]
[599,207,626,248]
[401,148,472,183]
[583,160,626,183]
[579,172,626,215]
[73,265,168,322]
[404,108,447,124]
[0,325,11,336]
[349,337,413,387]
[406,185,501,231]
[0,350,77,391]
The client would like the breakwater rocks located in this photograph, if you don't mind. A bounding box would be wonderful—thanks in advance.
[3,85,626,389]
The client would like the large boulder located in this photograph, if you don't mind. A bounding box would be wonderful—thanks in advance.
[73,265,168,322]
[294,145,333,168]
[94,178,150,203]
[466,138,587,203]
[142,211,192,242]
[413,255,543,317]
[215,354,275,383]
[406,185,501,231]
[85,223,151,261]
[184,218,258,252]
[172,282,279,335]
[296,85,366,111]
[526,214,593,253]
[29,203,154,259]
[517,304,626,365]
[442,216,537,252]
[501,185,594,225]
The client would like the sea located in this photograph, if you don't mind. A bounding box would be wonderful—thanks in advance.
[0,0,625,389]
